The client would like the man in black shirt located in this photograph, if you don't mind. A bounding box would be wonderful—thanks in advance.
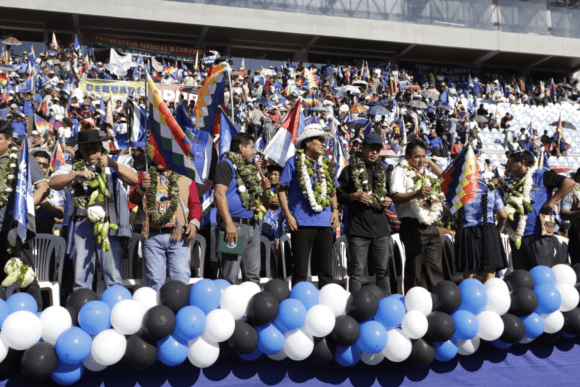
[337,133,393,294]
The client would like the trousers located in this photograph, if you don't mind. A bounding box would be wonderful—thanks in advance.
[290,227,333,289]
[347,235,391,294]
[218,222,261,284]
[142,230,191,292]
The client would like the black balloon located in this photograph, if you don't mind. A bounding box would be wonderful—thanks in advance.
[263,279,290,303]
[410,339,435,366]
[311,337,334,364]
[361,285,385,302]
[572,264,580,284]
[509,288,538,316]
[0,287,6,301]
[424,312,455,342]
[563,308,580,335]
[328,315,359,346]
[159,280,190,314]
[142,305,176,341]
[20,343,58,380]
[246,292,279,327]
[227,320,258,355]
[575,284,580,307]
[539,331,561,343]
[65,288,99,315]
[0,349,24,373]
[432,281,462,314]
[66,306,78,327]
[505,270,535,290]
[347,289,378,322]
[500,313,525,344]
[122,332,158,369]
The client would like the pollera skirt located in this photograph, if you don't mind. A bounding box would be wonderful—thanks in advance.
[455,224,508,272]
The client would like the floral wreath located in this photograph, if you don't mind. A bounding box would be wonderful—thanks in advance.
[0,142,19,208]
[504,165,536,249]
[295,149,335,213]
[400,159,444,225]
[226,152,267,221]
[146,166,180,225]
[349,152,386,211]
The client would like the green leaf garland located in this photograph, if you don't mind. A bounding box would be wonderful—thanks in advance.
[295,149,336,212]
[146,166,180,225]
[226,152,267,221]
[0,143,19,208]
[349,152,387,211]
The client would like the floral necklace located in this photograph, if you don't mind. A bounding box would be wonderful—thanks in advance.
[504,165,536,249]
[0,143,19,207]
[226,152,267,221]
[400,159,444,225]
[146,167,180,225]
[295,149,335,212]
[349,153,386,211]
[71,151,111,210]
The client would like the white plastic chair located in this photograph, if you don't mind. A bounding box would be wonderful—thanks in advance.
[188,234,207,285]
[29,234,66,307]
[389,234,407,293]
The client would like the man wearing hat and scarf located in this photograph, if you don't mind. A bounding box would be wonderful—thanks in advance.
[49,130,138,290]
[278,124,340,288]
[337,132,393,294]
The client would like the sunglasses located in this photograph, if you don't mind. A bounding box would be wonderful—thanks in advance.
[37,162,50,168]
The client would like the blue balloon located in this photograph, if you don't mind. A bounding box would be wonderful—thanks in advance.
[55,327,92,365]
[214,279,231,293]
[274,299,306,332]
[459,284,488,315]
[334,344,362,367]
[530,266,556,288]
[238,346,262,361]
[374,295,406,330]
[189,279,220,315]
[433,340,458,361]
[173,306,206,343]
[7,292,37,313]
[356,321,387,354]
[522,313,545,339]
[51,361,84,385]
[458,278,485,293]
[451,310,479,340]
[289,282,319,311]
[100,285,131,309]
[78,301,111,336]
[535,284,562,314]
[0,299,10,328]
[157,335,188,366]
[491,339,513,349]
[257,324,285,355]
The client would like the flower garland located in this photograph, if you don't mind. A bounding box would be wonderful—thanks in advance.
[0,143,19,207]
[504,165,536,249]
[146,167,180,225]
[226,152,267,221]
[295,149,335,213]
[399,159,444,225]
[349,152,387,211]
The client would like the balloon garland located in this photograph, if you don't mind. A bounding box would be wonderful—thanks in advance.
[3,264,580,385]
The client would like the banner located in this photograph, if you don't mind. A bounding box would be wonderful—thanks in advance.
[79,79,198,103]
[85,33,204,61]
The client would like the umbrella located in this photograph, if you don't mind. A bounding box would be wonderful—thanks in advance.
[558,83,574,90]
[350,105,368,113]
[407,101,427,109]
[434,102,453,111]
[365,100,382,107]
[551,166,571,174]
[550,121,577,130]
[479,99,498,105]
[347,119,370,130]
[475,115,488,123]
[310,106,328,112]
[2,37,21,45]
[368,105,390,116]
[402,85,421,91]
[352,80,368,86]
[422,90,439,100]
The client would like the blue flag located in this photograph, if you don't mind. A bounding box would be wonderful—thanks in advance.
[440,88,449,105]
[175,101,195,132]
[219,113,240,161]
[254,137,265,153]
[363,119,372,136]
[15,79,32,93]
[527,121,533,138]
[190,128,213,181]
[74,34,81,54]
[124,99,147,147]
[468,74,474,87]
[14,141,35,243]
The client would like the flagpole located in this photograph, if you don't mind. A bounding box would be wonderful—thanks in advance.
[227,64,234,121]
[144,73,149,172]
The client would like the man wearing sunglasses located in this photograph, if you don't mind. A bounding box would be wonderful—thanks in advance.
[33,151,65,235]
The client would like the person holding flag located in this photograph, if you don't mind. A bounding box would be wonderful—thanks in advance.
[33,150,65,235]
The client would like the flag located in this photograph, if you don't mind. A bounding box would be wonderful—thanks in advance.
[557,112,563,146]
[146,74,202,183]
[151,57,163,73]
[468,74,474,87]
[241,58,245,68]
[0,89,8,104]
[51,32,59,49]
[34,114,51,134]
[13,140,36,243]
[203,50,219,65]
[195,63,228,134]
[0,73,7,87]
[526,121,533,139]
[15,79,32,93]
[363,119,372,136]
[162,64,177,78]
[263,100,304,166]
[334,136,349,177]
[123,99,147,147]
[297,67,318,89]
[219,112,240,161]
[303,88,319,107]
[105,93,114,127]
[73,34,81,55]
[439,144,482,215]
[194,50,199,71]
[50,142,66,173]
[189,128,213,182]
[254,137,265,153]
[548,78,557,98]
[1,46,8,64]
[440,88,449,105]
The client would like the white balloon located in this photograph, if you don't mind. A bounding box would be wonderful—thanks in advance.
[319,284,347,317]
[303,305,335,337]
[361,351,385,365]
[110,299,145,335]
[456,337,480,355]
[477,311,504,341]
[91,329,127,366]
[485,287,511,315]
[132,287,159,311]
[240,282,261,299]
[404,287,432,316]
[1,311,42,350]
[552,264,577,286]
[400,310,428,339]
[83,351,108,372]
[0,338,8,363]
[188,337,219,368]
[484,278,510,293]
[220,285,250,320]
[283,329,314,361]
[542,311,564,334]
[556,283,579,313]
[202,309,235,343]
[267,350,288,361]
[382,328,412,362]
[40,306,72,345]
[519,337,535,345]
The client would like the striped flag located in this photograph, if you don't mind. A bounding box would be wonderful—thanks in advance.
[556,112,563,146]
[34,114,51,134]
[334,136,349,177]
[14,140,36,243]
[50,142,66,173]
[51,32,59,49]
[146,74,202,183]
[0,73,7,87]
[303,88,319,107]
[195,63,227,134]
[297,67,318,89]
[439,144,482,215]
[262,100,304,166]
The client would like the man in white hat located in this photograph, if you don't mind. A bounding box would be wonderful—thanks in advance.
[278,123,340,288]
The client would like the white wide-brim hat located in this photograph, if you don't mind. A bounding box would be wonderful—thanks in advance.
[295,123,331,148]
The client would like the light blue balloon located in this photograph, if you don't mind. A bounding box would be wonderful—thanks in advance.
[334,344,362,367]
[238,346,262,361]
[356,321,387,354]
[535,284,562,314]
[451,310,479,340]
[214,279,231,293]
[78,301,111,336]
[459,284,488,315]
[257,324,285,355]
[0,299,10,328]
[374,295,406,330]
[51,361,84,385]
[55,327,92,365]
[274,299,306,332]
[100,285,131,309]
[157,335,188,367]
[530,266,556,289]
[173,306,206,344]
[433,340,458,361]
[189,279,220,315]
[289,282,319,311]
[6,292,37,314]
[458,278,485,294]
[522,313,545,339]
